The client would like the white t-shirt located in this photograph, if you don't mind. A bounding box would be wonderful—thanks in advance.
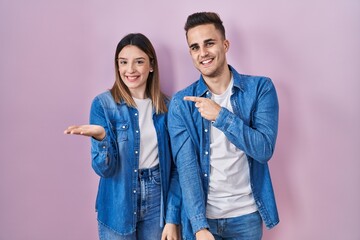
[133,98,159,169]
[206,78,257,219]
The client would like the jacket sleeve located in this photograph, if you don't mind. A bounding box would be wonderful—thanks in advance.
[213,78,279,163]
[165,163,182,225]
[168,96,210,234]
[89,96,118,177]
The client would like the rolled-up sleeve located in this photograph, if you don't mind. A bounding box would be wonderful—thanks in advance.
[89,97,118,177]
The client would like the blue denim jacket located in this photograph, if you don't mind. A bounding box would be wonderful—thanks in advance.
[89,91,180,235]
[168,65,279,238]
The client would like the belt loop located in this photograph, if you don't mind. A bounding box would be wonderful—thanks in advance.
[138,164,159,179]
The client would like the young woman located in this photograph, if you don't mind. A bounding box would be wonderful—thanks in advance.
[64,33,180,240]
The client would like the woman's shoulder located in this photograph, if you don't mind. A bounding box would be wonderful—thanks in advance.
[92,90,117,109]
[94,90,112,100]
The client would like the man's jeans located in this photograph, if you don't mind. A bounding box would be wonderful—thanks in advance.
[98,165,162,240]
[208,211,263,240]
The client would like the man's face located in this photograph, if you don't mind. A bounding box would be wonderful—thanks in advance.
[186,24,229,79]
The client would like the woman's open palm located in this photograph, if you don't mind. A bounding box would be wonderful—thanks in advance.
[64,124,105,141]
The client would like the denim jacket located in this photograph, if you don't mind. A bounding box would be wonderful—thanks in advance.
[89,91,180,235]
[168,65,279,238]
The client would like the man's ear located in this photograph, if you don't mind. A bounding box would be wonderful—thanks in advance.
[224,39,230,52]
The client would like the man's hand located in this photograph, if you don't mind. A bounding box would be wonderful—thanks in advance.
[195,229,215,240]
[161,223,180,240]
[184,96,221,121]
[64,124,105,141]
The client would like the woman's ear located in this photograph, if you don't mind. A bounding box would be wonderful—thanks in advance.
[150,59,154,72]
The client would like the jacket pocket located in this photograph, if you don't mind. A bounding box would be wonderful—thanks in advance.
[116,123,129,141]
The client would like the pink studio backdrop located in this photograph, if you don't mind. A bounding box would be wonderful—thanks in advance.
[1,1,359,239]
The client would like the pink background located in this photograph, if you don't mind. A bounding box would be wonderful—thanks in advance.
[1,0,359,239]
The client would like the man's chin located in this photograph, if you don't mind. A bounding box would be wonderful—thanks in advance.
[200,68,216,78]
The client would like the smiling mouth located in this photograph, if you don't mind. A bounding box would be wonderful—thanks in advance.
[201,58,213,65]
[126,76,139,81]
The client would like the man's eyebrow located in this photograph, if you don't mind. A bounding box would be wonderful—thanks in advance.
[204,38,215,43]
[189,38,216,48]
[189,43,199,49]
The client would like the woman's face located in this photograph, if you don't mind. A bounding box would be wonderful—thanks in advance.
[117,45,152,99]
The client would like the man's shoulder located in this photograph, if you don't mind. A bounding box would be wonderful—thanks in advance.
[168,81,200,112]
[228,65,272,88]
[236,71,270,82]
[233,70,274,91]
[172,81,200,100]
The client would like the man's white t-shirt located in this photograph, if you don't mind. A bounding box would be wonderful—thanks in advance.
[206,79,257,219]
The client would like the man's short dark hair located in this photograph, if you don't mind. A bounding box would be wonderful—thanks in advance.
[184,12,226,39]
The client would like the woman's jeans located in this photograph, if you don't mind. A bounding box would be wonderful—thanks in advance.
[98,165,162,240]
[207,211,263,240]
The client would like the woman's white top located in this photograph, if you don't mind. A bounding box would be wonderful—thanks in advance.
[134,97,159,169]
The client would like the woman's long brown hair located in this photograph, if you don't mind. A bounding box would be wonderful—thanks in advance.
[110,33,168,114]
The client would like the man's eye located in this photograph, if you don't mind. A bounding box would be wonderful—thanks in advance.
[191,46,199,51]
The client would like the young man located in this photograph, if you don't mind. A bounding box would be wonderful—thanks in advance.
[168,12,279,240]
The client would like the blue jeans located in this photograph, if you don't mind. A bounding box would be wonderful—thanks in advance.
[98,165,162,240]
[207,211,263,240]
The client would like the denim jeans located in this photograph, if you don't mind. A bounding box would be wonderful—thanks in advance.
[98,165,162,240]
[207,211,263,240]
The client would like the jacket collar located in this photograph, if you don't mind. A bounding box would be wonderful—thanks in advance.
[196,65,244,97]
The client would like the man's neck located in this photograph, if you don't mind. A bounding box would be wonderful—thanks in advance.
[203,67,232,95]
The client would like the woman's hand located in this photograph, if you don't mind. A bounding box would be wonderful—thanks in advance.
[64,124,105,141]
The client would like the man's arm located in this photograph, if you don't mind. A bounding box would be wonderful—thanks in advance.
[214,78,279,163]
[184,78,278,163]
[168,96,210,234]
